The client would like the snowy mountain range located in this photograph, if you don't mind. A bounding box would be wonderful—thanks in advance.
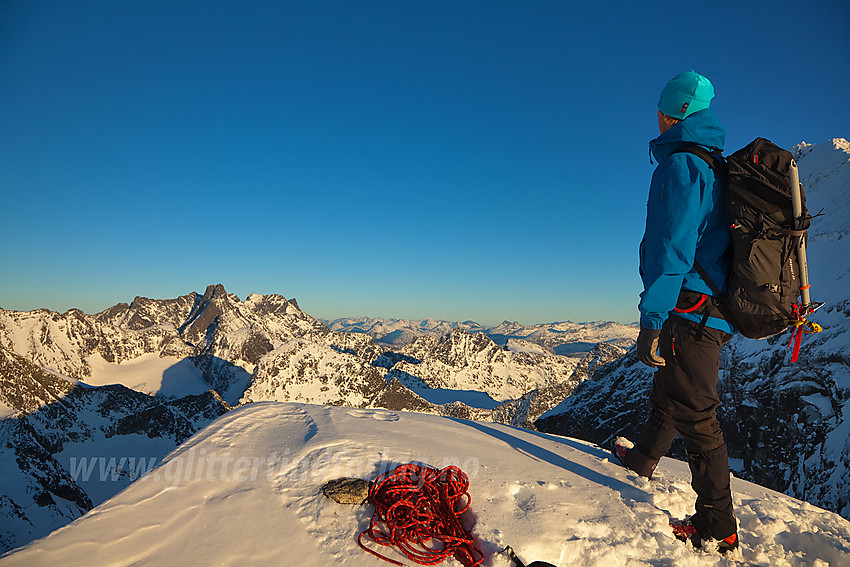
[324,316,636,355]
[0,284,634,552]
[538,138,850,523]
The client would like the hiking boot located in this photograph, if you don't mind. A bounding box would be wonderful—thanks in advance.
[671,517,739,554]
[717,532,739,554]
[670,517,703,549]
[611,436,632,465]
[611,437,658,479]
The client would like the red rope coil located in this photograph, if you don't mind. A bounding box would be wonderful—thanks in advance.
[358,463,484,567]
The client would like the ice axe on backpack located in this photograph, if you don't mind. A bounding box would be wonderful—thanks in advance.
[788,157,824,357]
[789,158,820,315]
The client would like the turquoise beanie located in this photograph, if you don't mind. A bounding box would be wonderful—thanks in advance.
[658,70,715,120]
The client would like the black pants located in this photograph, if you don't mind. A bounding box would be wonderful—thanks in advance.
[636,315,736,540]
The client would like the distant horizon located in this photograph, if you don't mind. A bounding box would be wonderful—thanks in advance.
[0,281,639,328]
[2,1,847,329]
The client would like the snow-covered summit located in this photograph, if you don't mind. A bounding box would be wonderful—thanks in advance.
[324,317,486,344]
[793,137,849,172]
[794,138,850,303]
[3,402,847,566]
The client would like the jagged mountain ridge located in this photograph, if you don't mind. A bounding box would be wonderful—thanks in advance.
[537,138,850,521]
[0,284,324,404]
[0,282,627,424]
[323,316,487,346]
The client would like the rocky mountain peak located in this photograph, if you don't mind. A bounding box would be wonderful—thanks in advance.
[197,283,234,306]
[205,283,227,297]
[0,347,76,415]
[244,292,299,318]
[176,284,249,347]
[434,328,501,364]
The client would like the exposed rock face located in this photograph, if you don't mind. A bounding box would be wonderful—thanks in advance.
[0,417,92,552]
[321,477,372,505]
[0,348,76,414]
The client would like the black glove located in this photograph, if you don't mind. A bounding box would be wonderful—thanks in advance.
[636,327,666,367]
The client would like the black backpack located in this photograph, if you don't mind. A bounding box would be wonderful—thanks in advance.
[673,138,820,343]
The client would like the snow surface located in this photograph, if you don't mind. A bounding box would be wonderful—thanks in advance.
[407,386,501,409]
[0,401,13,419]
[84,353,211,398]
[505,338,551,355]
[4,402,848,566]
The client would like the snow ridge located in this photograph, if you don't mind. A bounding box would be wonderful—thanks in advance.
[3,403,848,566]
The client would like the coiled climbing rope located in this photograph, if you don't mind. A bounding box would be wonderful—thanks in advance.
[358,463,484,567]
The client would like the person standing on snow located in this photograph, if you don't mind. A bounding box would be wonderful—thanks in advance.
[612,70,739,554]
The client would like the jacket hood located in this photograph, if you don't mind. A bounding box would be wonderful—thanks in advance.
[650,108,726,163]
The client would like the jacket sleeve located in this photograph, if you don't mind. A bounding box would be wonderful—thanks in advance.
[638,154,705,329]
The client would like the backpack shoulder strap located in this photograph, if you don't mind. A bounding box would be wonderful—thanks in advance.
[672,145,727,296]
[671,144,726,175]
[693,261,721,296]
[670,145,737,331]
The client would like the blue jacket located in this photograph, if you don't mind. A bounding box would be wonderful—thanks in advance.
[639,109,733,333]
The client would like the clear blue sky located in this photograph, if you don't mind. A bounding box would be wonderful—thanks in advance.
[1,0,848,326]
